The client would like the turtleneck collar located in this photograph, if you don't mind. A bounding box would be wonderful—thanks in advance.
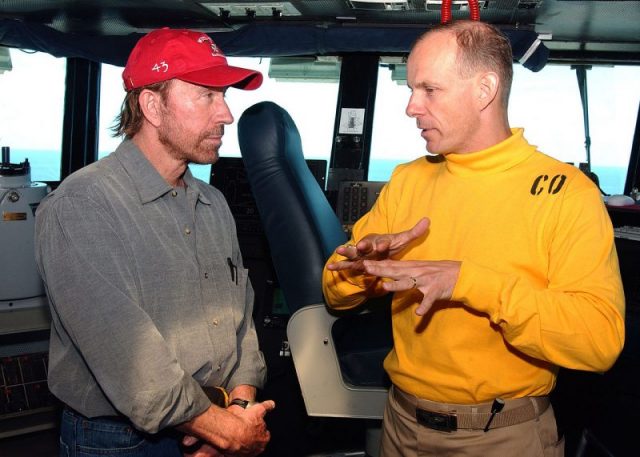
[443,128,536,177]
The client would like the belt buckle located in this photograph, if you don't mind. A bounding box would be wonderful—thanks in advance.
[416,408,457,432]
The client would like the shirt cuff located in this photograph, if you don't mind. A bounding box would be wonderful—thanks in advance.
[133,372,212,433]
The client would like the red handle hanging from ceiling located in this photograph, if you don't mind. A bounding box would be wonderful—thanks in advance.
[468,0,481,21]
[441,1,481,24]
[441,0,452,24]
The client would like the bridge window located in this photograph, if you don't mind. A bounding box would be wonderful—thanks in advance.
[0,48,66,181]
[98,57,340,182]
[510,64,640,196]
[98,63,126,162]
[370,63,428,181]
[371,61,640,196]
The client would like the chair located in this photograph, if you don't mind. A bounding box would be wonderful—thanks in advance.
[238,101,392,456]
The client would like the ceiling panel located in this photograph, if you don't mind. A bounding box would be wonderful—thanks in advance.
[0,0,639,58]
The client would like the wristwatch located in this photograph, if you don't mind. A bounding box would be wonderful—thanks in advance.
[229,398,252,409]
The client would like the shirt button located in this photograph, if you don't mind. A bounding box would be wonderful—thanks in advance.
[212,319,219,326]
[171,190,178,197]
[204,272,209,279]
[184,227,191,235]
[216,365,222,371]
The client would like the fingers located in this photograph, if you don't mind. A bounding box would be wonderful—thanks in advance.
[334,243,358,258]
[239,400,275,422]
[326,259,365,272]
[370,218,430,253]
[388,217,430,251]
[327,243,369,271]
[329,239,391,272]
[257,400,276,413]
[362,259,461,316]
[183,435,200,446]
[379,275,420,293]
[335,239,375,259]
[411,217,431,237]
[363,259,422,277]
[376,274,434,316]
[228,399,274,416]
[370,236,392,254]
[183,443,224,457]
[415,298,434,317]
[329,218,430,273]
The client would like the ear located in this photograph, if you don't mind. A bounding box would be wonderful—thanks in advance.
[138,89,165,128]
[476,71,499,111]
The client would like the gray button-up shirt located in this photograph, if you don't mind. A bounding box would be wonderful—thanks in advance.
[35,140,266,433]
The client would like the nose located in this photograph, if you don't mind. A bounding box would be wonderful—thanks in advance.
[406,92,420,118]
[215,93,234,125]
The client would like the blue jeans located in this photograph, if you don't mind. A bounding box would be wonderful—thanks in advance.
[59,408,182,457]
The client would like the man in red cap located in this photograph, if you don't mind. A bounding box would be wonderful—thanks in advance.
[35,28,273,456]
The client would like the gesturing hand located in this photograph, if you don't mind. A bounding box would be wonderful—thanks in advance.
[327,218,430,273]
[362,259,461,316]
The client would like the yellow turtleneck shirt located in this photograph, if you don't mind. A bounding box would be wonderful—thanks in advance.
[322,129,625,404]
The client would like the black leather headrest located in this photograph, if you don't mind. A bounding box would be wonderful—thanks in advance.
[238,101,346,312]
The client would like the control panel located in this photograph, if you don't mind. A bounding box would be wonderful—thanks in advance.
[336,181,386,236]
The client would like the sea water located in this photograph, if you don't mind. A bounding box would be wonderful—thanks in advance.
[5,149,629,197]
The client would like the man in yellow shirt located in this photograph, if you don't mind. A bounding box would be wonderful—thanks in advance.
[322,20,625,456]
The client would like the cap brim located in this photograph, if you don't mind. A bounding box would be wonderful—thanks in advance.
[178,64,263,90]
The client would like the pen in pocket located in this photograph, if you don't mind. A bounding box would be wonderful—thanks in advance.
[226,257,238,284]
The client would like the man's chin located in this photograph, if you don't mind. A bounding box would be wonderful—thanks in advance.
[189,148,220,165]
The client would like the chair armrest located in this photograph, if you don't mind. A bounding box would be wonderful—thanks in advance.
[287,303,388,419]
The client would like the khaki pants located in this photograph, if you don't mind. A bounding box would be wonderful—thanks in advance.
[380,386,564,457]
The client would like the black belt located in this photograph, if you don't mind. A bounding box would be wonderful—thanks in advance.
[392,385,550,432]
[63,405,132,424]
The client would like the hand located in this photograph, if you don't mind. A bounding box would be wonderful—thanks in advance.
[224,400,274,456]
[179,400,275,457]
[362,259,461,316]
[327,218,430,272]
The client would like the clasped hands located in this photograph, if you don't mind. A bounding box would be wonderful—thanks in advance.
[181,399,275,457]
[327,217,461,316]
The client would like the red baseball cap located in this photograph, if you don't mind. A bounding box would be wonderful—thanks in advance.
[122,28,262,91]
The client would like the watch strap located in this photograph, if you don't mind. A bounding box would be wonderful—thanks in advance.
[229,398,251,409]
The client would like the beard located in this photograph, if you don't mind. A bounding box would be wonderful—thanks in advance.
[157,111,224,165]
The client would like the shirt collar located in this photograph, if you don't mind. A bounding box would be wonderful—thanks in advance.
[444,128,536,177]
[114,140,211,205]
[183,168,212,205]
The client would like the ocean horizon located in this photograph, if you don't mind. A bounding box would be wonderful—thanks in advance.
[3,149,630,197]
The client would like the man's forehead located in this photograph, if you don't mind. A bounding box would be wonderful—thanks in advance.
[408,34,458,73]
[412,32,457,58]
